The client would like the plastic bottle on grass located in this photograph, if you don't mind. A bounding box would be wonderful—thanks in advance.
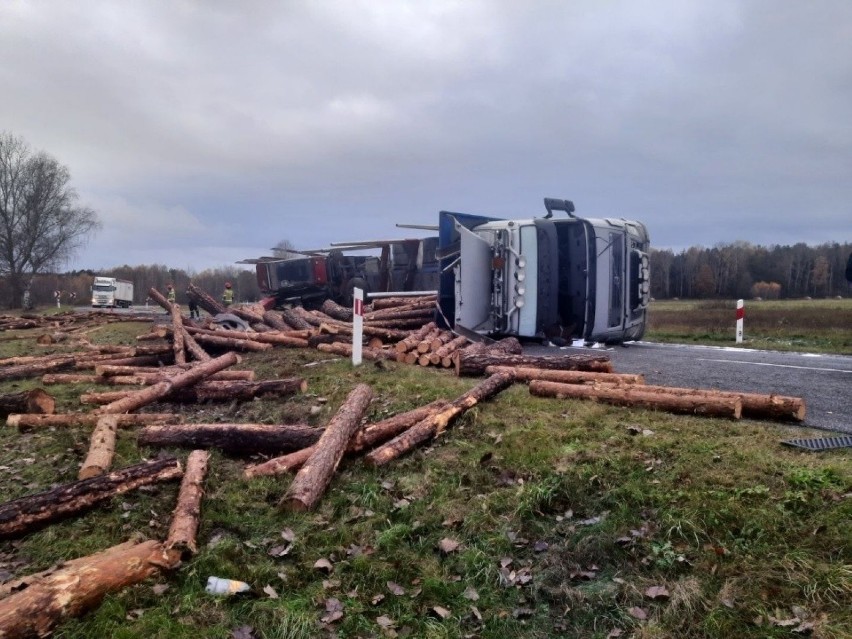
[205,576,250,595]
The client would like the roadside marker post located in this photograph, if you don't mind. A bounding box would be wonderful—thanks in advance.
[352,287,364,366]
[735,299,744,344]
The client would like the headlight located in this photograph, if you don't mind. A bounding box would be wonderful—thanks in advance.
[514,271,525,282]
[515,284,526,295]
[515,297,525,308]
[515,257,527,268]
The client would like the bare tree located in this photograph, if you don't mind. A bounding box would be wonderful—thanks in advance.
[271,239,298,259]
[0,132,100,307]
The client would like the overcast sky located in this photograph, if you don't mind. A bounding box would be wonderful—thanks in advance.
[1,0,850,272]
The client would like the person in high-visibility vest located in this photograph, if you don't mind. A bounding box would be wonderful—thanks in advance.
[222,282,234,307]
[167,284,176,304]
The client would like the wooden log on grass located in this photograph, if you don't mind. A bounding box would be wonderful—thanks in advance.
[74,354,166,370]
[95,352,239,415]
[78,415,119,479]
[244,399,449,478]
[0,539,180,638]
[281,384,373,511]
[0,357,75,382]
[320,299,353,322]
[139,422,321,454]
[165,450,208,556]
[316,342,395,361]
[281,308,313,330]
[189,332,272,352]
[528,380,742,419]
[365,372,515,467]
[435,334,468,366]
[0,458,183,537]
[394,322,437,354]
[370,295,437,310]
[485,365,644,385]
[7,413,179,430]
[416,328,443,353]
[456,352,612,376]
[0,389,55,416]
[262,310,292,331]
[96,364,253,381]
[82,378,306,405]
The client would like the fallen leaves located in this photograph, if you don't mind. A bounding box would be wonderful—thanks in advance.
[627,606,648,620]
[320,597,344,624]
[437,537,461,554]
[644,585,670,600]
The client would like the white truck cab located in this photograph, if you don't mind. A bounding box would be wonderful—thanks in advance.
[91,276,134,308]
[438,198,650,344]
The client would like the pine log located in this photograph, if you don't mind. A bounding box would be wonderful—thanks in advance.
[0,458,183,537]
[96,364,254,381]
[370,296,437,310]
[74,354,166,370]
[365,307,435,322]
[244,400,448,478]
[365,318,433,330]
[281,384,373,511]
[82,378,306,405]
[42,373,111,385]
[316,342,395,361]
[307,333,349,349]
[402,351,419,365]
[7,413,178,430]
[417,328,443,353]
[317,318,411,342]
[0,389,55,416]
[139,422,320,454]
[185,325,310,347]
[585,382,805,421]
[165,450,209,556]
[188,332,272,352]
[78,415,119,479]
[456,352,612,376]
[0,353,75,367]
[394,322,437,353]
[171,304,187,365]
[0,539,180,638]
[0,357,76,382]
[320,299,354,322]
[280,308,313,330]
[186,282,227,316]
[262,310,292,331]
[147,286,174,313]
[365,372,515,466]
[485,366,645,385]
[96,352,239,414]
[182,328,211,362]
[434,334,468,366]
[367,337,384,349]
[528,380,743,419]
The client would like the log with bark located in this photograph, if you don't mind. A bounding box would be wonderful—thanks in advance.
[317,318,411,342]
[280,308,313,330]
[165,449,209,556]
[96,364,254,381]
[582,381,804,421]
[394,322,437,354]
[320,299,353,322]
[307,333,351,349]
[528,380,743,419]
[187,283,267,325]
[366,318,432,330]
[82,378,306,406]
[188,332,272,352]
[184,325,310,347]
[456,352,612,376]
[7,413,179,430]
[365,372,515,466]
[78,415,119,479]
[369,296,437,311]
[171,303,187,365]
[0,538,181,639]
[244,400,449,478]
[0,457,183,537]
[416,327,443,353]
[0,389,55,416]
[95,351,239,415]
[316,342,395,361]
[281,384,373,511]
[485,365,645,386]
[365,307,435,323]
[434,334,468,366]
[139,422,321,454]
[262,310,292,331]
[0,357,76,382]
[74,354,166,370]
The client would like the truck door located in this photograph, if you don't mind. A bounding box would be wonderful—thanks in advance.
[455,222,493,331]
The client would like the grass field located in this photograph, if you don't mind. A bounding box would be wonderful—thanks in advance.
[0,320,849,638]
[646,298,852,355]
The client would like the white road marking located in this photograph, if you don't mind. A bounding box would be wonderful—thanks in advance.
[696,358,852,373]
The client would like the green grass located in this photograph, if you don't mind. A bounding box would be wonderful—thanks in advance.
[0,319,849,638]
[646,298,852,354]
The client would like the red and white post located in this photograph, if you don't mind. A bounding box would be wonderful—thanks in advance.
[352,287,364,366]
[735,299,744,344]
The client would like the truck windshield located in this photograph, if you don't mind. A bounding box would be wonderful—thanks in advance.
[275,260,311,284]
[93,284,115,291]
[553,221,589,335]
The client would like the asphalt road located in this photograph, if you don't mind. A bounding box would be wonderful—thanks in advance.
[527,341,852,435]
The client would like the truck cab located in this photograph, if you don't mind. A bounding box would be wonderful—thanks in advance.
[438,198,650,344]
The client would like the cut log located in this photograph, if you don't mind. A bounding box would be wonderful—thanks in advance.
[139,422,320,454]
[0,458,183,537]
[366,307,435,322]
[370,296,437,310]
[0,538,180,638]
[182,328,211,362]
[367,336,384,349]
[0,389,55,416]
[395,322,437,353]
[281,384,373,511]
[316,342,395,361]
[96,364,254,381]
[0,357,75,382]
[262,310,292,331]
[165,450,209,556]
[307,333,349,349]
[41,373,111,385]
[96,352,239,414]
[365,318,432,330]
[78,415,119,479]
[185,325,310,347]
[244,400,448,478]
[456,352,612,376]
[434,334,468,366]
[365,372,515,466]
[147,286,175,313]
[485,366,644,385]
[7,413,178,430]
[188,332,272,352]
[584,381,804,421]
[417,328,443,353]
[280,308,313,330]
[171,303,187,365]
[74,354,166,370]
[186,282,227,316]
[528,380,743,419]
[82,378,306,405]
[320,299,353,322]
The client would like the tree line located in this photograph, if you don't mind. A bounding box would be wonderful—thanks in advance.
[651,241,852,300]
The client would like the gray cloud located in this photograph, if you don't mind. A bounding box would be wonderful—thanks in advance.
[1,0,849,271]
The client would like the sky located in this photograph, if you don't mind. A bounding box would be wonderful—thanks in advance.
[1,0,850,272]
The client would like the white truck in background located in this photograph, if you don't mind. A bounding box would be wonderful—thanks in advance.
[91,277,134,308]
[438,198,651,344]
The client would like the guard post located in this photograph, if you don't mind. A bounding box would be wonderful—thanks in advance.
[735,299,744,344]
[352,287,364,366]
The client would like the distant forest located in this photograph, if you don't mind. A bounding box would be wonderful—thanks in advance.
[3,240,851,309]
[650,241,851,300]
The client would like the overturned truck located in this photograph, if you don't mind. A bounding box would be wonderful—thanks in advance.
[438,198,650,344]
